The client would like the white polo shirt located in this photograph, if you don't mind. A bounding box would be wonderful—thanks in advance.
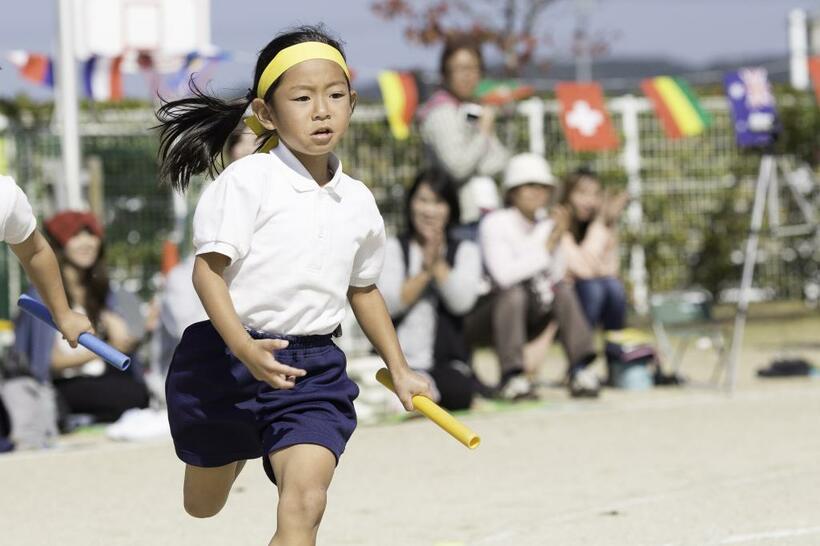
[193,145,386,336]
[0,176,37,244]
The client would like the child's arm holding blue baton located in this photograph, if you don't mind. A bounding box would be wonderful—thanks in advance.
[17,294,131,371]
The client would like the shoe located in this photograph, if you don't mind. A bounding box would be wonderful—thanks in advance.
[569,368,600,398]
[106,408,170,441]
[471,375,498,399]
[499,374,539,401]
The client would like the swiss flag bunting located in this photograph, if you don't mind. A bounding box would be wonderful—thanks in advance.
[555,82,619,151]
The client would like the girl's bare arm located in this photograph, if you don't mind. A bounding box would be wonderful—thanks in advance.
[193,253,305,388]
[348,284,433,410]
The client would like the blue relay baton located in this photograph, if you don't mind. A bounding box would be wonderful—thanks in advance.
[17,294,131,371]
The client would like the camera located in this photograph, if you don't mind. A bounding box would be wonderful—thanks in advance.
[461,103,483,122]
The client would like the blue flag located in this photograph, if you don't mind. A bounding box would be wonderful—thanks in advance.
[167,50,230,95]
[723,68,778,149]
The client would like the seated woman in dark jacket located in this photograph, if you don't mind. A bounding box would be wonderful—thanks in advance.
[377,169,484,410]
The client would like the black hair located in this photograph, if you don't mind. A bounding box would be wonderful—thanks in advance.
[572,165,597,179]
[155,24,347,192]
[561,165,602,242]
[438,35,485,80]
[403,168,461,238]
[44,225,110,328]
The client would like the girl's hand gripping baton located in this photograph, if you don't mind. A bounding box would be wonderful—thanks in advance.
[376,368,480,449]
[17,294,131,371]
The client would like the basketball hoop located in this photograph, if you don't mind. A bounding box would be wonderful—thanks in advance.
[73,0,211,73]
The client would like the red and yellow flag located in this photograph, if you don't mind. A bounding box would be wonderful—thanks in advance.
[378,71,418,140]
[641,77,712,139]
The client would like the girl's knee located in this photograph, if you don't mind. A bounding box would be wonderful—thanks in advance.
[604,279,627,304]
[498,284,528,310]
[576,279,605,300]
[184,494,227,519]
[182,462,241,519]
[280,486,328,524]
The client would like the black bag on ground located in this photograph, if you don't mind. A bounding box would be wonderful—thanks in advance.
[757,358,815,378]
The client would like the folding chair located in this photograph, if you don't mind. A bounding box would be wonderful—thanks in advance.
[649,289,728,385]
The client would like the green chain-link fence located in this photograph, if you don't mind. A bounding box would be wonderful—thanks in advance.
[1,96,818,322]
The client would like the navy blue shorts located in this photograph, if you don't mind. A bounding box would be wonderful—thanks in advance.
[165,320,359,484]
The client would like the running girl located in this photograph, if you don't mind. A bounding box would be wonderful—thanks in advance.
[155,25,433,545]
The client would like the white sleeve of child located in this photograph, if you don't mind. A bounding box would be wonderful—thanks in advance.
[350,200,386,288]
[193,163,265,263]
[0,177,37,245]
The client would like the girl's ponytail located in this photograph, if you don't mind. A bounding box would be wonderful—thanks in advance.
[156,24,347,192]
[155,82,252,192]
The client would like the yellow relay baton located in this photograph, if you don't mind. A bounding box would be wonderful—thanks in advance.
[375,368,481,450]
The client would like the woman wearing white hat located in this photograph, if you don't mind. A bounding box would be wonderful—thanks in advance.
[465,153,600,399]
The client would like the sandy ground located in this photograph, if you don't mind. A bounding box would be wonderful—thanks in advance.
[1,312,819,546]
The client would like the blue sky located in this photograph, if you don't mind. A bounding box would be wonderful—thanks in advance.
[1,0,817,100]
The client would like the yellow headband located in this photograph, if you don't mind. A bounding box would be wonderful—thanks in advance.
[244,42,350,152]
[255,41,350,99]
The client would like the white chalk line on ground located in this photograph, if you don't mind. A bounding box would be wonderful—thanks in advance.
[714,525,820,544]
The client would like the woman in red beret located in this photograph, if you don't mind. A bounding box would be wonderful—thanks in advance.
[30,211,149,427]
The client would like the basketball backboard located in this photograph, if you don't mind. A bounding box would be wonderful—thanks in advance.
[73,0,211,59]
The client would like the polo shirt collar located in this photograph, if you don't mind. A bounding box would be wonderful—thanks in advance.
[271,144,344,196]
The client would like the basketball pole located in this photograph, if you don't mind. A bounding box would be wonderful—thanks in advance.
[57,0,83,209]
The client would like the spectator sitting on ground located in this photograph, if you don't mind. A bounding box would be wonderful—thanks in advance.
[466,153,601,400]
[561,168,630,384]
[377,168,484,410]
[14,211,149,429]
[417,34,509,232]
[560,167,629,333]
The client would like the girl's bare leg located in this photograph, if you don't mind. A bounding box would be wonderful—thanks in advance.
[268,444,336,546]
[182,460,246,518]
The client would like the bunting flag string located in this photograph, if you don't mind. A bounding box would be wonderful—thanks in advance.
[2,49,811,153]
